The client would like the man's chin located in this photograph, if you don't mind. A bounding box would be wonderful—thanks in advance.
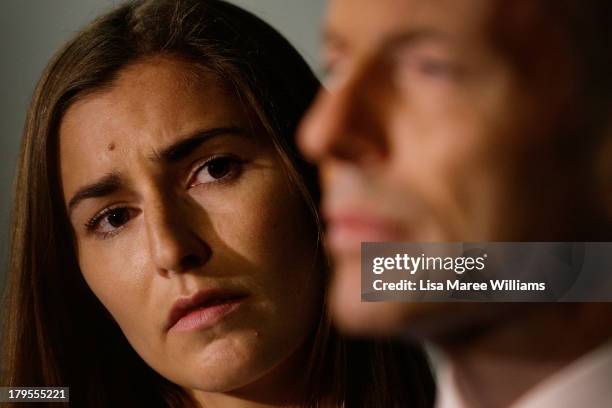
[328,259,434,337]
[328,258,490,339]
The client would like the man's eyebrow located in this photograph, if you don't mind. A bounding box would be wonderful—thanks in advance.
[324,27,451,49]
[67,172,123,215]
[380,29,454,52]
[150,126,246,164]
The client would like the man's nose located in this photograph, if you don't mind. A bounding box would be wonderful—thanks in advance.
[298,61,388,164]
[145,197,211,275]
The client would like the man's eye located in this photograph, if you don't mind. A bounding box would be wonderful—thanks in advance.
[400,54,463,80]
[416,59,457,77]
[190,156,243,187]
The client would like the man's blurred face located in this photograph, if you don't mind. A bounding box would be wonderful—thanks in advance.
[299,0,584,335]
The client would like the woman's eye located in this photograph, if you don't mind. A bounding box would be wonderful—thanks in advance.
[190,156,242,187]
[85,207,134,238]
[106,208,131,228]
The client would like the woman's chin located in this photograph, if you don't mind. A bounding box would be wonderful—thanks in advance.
[169,334,266,393]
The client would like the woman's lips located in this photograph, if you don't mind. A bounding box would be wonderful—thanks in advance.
[166,290,248,333]
[326,212,404,252]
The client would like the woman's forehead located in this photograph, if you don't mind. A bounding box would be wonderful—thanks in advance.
[57,56,255,200]
[60,56,245,152]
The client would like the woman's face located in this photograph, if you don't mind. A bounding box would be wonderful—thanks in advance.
[59,55,322,395]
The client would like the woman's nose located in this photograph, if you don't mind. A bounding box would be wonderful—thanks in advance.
[144,198,211,275]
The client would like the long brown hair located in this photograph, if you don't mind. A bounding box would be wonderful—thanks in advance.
[0,1,435,407]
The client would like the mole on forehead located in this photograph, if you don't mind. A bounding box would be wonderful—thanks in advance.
[108,142,116,151]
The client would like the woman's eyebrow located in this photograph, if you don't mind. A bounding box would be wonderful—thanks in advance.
[150,126,246,164]
[67,127,246,216]
[67,172,122,215]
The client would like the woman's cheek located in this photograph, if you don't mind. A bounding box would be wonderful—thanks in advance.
[77,240,151,332]
[187,164,288,259]
[222,170,311,270]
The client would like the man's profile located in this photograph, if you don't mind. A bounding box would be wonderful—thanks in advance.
[299,0,612,406]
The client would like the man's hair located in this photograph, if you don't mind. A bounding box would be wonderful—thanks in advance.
[562,0,611,139]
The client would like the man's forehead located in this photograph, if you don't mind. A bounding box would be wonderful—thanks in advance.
[323,0,546,53]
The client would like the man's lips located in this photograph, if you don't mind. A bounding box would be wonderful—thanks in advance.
[166,289,249,332]
[326,211,404,251]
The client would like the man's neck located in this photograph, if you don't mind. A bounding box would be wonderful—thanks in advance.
[435,303,612,408]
